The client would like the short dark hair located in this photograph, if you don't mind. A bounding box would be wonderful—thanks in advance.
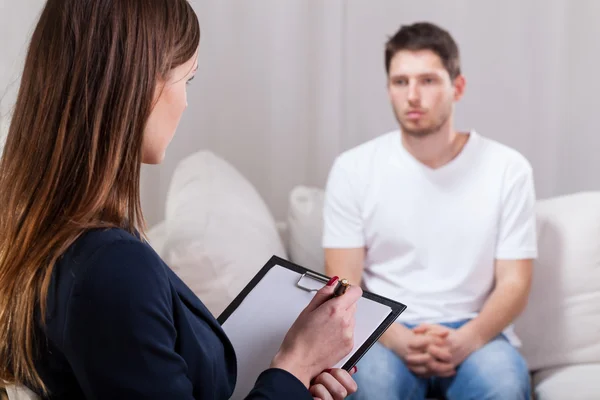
[385,22,461,79]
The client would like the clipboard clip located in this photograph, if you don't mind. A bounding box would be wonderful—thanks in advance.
[296,271,329,293]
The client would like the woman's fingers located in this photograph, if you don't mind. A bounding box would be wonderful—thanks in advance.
[304,277,340,313]
[312,372,349,400]
[310,383,333,400]
[331,285,363,310]
[326,368,358,395]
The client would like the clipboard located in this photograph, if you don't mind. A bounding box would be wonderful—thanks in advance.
[218,255,407,399]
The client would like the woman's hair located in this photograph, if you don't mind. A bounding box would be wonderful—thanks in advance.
[0,0,199,392]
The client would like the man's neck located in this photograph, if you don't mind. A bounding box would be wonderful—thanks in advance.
[401,126,469,169]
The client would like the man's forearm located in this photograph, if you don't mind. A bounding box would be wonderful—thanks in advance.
[324,264,363,287]
[460,280,530,347]
[324,248,365,286]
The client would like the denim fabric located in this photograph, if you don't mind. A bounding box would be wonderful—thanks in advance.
[351,320,530,400]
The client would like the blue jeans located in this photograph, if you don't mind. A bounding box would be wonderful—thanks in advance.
[351,320,530,400]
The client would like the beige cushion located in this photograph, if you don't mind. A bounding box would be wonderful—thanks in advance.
[162,151,286,317]
[287,185,326,273]
[147,220,167,256]
[515,192,600,371]
[532,364,600,400]
[0,114,9,155]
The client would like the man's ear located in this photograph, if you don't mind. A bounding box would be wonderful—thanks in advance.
[453,75,466,101]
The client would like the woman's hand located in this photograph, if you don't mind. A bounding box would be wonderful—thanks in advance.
[271,277,362,387]
[310,367,358,400]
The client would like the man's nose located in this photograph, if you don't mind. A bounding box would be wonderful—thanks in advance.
[407,82,420,104]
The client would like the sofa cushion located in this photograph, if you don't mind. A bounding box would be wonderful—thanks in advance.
[5,385,39,400]
[515,192,600,371]
[162,151,286,317]
[147,221,167,256]
[287,185,326,273]
[532,363,600,400]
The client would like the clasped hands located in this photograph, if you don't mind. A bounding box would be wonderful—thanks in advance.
[403,324,483,378]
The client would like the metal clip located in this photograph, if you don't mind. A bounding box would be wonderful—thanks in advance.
[296,271,329,293]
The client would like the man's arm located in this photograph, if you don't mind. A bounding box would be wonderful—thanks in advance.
[421,158,537,366]
[324,248,365,286]
[325,248,408,349]
[458,258,533,349]
[417,258,533,367]
[459,156,536,349]
[322,155,366,285]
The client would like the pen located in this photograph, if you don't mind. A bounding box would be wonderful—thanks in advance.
[333,278,350,297]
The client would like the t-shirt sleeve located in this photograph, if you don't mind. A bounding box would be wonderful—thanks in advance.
[62,240,196,399]
[322,156,365,248]
[495,158,538,260]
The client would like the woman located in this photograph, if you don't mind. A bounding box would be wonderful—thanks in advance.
[0,1,361,399]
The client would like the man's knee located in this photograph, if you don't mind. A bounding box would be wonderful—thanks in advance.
[450,338,531,399]
[460,369,530,400]
[449,367,530,400]
[485,375,530,399]
[354,342,404,385]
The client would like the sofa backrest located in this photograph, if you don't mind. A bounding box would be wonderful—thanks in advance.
[514,191,600,371]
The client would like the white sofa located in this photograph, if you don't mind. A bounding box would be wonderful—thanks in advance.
[147,151,600,400]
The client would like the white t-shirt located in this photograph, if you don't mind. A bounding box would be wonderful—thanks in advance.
[323,130,537,343]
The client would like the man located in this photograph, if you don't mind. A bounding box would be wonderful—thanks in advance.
[323,22,536,400]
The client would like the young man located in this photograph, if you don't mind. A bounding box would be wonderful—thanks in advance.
[323,22,537,400]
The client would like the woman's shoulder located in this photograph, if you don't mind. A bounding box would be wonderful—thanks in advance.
[69,227,145,257]
[46,228,172,350]
[66,227,158,266]
[56,227,169,300]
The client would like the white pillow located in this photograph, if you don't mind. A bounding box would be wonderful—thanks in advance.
[515,192,600,371]
[162,151,286,317]
[287,186,326,273]
[0,114,9,156]
[147,221,167,256]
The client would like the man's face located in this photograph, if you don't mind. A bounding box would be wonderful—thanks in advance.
[387,49,464,137]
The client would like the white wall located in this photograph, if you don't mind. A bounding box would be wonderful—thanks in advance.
[2,1,600,227]
[0,0,45,152]
[0,0,42,111]
[138,0,349,227]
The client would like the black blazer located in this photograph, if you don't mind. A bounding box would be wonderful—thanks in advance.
[33,228,311,399]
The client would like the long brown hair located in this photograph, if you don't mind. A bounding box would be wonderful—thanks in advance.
[0,0,199,392]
